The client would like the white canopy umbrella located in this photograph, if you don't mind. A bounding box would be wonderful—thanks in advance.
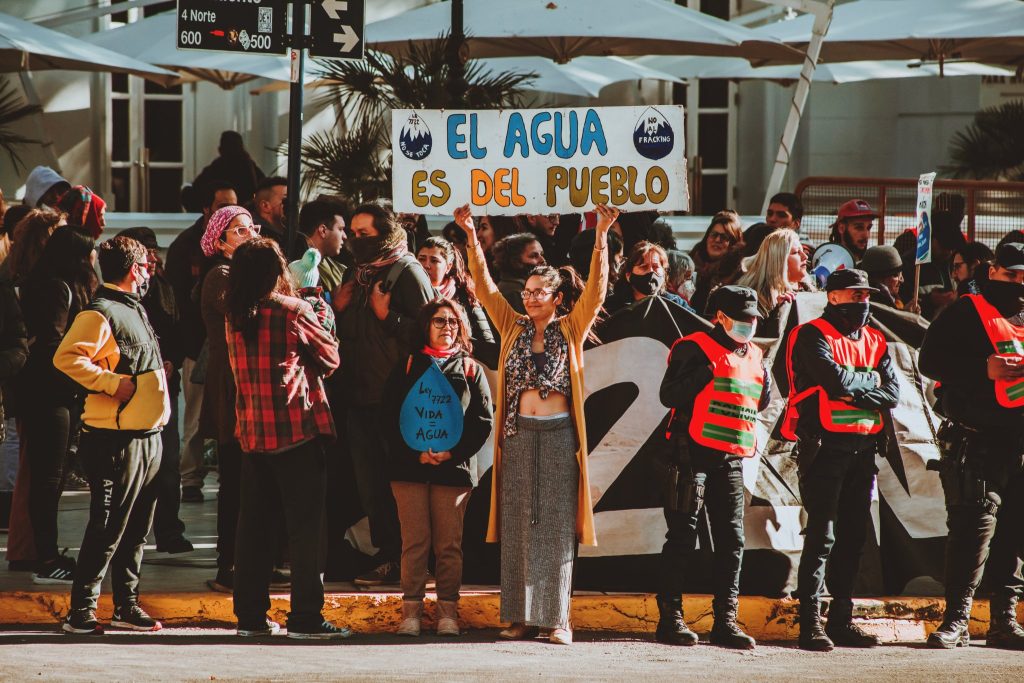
[366,0,799,63]
[641,55,1015,84]
[754,0,1024,68]
[0,11,176,82]
[252,55,683,98]
[82,12,292,89]
[494,55,684,97]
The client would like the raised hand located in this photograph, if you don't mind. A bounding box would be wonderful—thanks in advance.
[453,205,477,244]
[594,204,620,235]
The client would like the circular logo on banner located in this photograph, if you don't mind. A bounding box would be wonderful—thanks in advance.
[633,107,674,160]
[399,112,432,161]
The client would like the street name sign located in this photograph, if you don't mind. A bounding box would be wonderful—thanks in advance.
[177,0,287,55]
[310,0,365,60]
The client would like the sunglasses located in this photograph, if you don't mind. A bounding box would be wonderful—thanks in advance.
[708,230,735,244]
[431,316,460,330]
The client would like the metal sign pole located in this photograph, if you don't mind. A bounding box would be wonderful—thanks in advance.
[286,0,308,254]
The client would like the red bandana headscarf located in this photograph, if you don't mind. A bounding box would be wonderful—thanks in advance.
[56,185,106,239]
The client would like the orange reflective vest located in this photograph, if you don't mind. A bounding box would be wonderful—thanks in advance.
[675,331,764,457]
[781,318,886,440]
[964,293,1024,408]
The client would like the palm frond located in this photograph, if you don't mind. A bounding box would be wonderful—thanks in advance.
[0,79,43,171]
[943,99,1024,181]
[304,30,535,201]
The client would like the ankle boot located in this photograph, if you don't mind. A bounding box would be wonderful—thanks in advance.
[709,597,755,649]
[798,599,834,652]
[824,598,879,648]
[654,597,698,646]
[436,600,460,637]
[396,600,422,637]
[987,594,1024,650]
[927,594,972,649]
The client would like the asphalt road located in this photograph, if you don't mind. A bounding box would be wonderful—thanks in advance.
[2,628,1024,682]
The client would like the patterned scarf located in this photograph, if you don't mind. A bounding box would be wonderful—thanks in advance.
[436,276,458,300]
[502,318,570,438]
[353,227,409,287]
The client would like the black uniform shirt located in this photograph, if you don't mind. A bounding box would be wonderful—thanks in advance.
[778,305,900,453]
[660,325,772,459]
[919,294,1024,435]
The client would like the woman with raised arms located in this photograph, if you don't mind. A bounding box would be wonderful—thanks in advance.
[453,202,618,646]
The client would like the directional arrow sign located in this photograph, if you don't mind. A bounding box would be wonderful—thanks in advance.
[176,0,287,55]
[310,0,365,60]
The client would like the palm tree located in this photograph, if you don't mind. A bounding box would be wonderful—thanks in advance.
[297,33,537,204]
[0,78,43,172]
[945,99,1024,181]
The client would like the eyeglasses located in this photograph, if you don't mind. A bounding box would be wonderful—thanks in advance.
[229,224,260,237]
[431,316,460,330]
[521,289,553,301]
[708,230,735,244]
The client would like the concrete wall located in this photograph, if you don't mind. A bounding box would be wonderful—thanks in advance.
[734,75,984,214]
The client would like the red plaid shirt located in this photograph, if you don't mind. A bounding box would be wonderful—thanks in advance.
[226,293,339,453]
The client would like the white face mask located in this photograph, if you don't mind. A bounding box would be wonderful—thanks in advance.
[679,278,696,302]
[724,316,756,343]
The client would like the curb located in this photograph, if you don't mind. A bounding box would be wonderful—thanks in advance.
[2,592,1017,640]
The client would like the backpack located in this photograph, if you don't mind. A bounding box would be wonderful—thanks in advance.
[382,254,419,293]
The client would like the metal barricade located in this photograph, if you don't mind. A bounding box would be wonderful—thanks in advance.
[795,177,1024,248]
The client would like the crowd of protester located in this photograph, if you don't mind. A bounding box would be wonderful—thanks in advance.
[1,132,1022,647]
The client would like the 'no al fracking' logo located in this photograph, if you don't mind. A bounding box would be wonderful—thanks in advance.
[632,107,674,160]
[399,113,432,160]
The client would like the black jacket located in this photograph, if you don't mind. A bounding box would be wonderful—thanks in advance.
[661,325,771,459]
[776,305,899,452]
[16,274,85,408]
[919,294,1024,435]
[382,350,493,487]
[0,278,28,415]
[164,218,207,360]
[336,257,434,407]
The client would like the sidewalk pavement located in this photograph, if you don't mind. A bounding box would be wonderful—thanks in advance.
[0,477,1016,640]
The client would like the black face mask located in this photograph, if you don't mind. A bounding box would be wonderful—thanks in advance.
[630,271,664,296]
[833,301,870,330]
[347,234,386,265]
[982,279,1024,318]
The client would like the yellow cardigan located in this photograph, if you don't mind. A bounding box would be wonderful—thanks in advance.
[467,239,608,546]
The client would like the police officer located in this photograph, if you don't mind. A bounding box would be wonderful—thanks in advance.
[656,286,770,649]
[780,269,899,651]
[919,242,1024,650]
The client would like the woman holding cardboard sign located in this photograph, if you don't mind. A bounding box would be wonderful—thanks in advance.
[454,202,617,646]
[382,297,494,638]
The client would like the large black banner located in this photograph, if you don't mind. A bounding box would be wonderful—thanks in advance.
[353,293,946,597]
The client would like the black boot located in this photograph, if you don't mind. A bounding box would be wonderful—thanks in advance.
[709,597,755,649]
[987,594,1024,650]
[824,598,880,648]
[655,597,699,646]
[799,599,834,652]
[927,594,972,649]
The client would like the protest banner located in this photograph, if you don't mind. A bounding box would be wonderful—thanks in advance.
[915,172,937,265]
[911,171,937,311]
[391,106,688,215]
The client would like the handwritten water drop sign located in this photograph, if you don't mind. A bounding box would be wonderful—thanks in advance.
[400,362,463,452]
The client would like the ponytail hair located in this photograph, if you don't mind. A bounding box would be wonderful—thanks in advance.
[528,264,602,343]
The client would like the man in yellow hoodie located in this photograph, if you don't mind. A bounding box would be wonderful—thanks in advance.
[54,236,171,635]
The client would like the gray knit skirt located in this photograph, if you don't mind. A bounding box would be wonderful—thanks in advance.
[500,414,579,629]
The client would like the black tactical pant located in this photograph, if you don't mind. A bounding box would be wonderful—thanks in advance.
[658,451,745,602]
[71,430,161,611]
[938,425,1024,604]
[796,444,877,604]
